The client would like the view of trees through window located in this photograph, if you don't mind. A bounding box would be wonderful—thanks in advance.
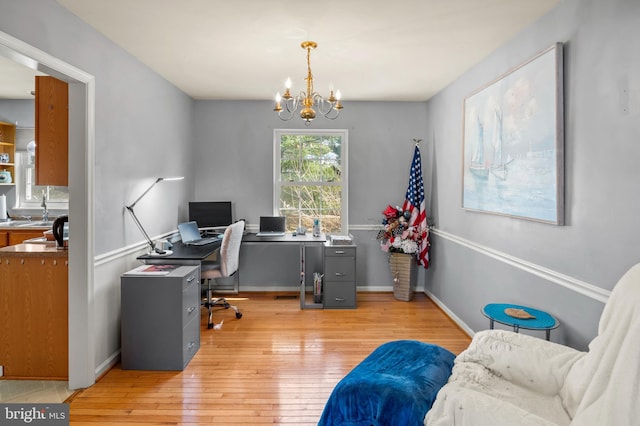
[275,130,347,234]
[16,151,69,209]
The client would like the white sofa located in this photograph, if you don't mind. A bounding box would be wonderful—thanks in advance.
[425,263,640,426]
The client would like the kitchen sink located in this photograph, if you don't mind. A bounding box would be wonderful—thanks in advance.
[18,221,55,227]
[0,220,30,227]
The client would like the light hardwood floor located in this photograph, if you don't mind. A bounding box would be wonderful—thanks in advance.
[69,292,471,425]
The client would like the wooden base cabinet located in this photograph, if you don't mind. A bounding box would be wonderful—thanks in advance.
[121,265,200,370]
[0,255,68,379]
[0,228,54,248]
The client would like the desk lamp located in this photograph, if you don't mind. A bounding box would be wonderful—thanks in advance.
[126,176,184,255]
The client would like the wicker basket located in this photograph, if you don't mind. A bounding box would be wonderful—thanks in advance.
[389,252,417,301]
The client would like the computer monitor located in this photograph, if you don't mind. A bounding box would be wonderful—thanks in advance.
[188,201,233,228]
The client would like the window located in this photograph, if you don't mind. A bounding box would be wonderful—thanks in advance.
[274,129,348,235]
[15,150,69,210]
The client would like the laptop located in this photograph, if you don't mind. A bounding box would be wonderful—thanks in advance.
[178,221,221,246]
[256,216,286,237]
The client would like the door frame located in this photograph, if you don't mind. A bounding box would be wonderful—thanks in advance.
[0,30,96,389]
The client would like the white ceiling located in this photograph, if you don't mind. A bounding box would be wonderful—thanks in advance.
[2,1,560,101]
[0,56,44,99]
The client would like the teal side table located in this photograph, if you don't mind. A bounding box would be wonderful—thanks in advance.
[482,303,559,341]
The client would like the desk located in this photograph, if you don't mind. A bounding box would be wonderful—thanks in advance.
[138,240,221,265]
[482,303,559,341]
[242,233,327,309]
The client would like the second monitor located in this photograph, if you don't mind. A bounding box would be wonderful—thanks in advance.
[188,201,233,228]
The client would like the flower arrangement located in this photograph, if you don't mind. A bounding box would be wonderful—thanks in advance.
[377,204,421,255]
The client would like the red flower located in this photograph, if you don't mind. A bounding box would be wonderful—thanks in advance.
[383,205,398,220]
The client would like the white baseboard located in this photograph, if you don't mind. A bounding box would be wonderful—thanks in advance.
[423,288,475,337]
[95,350,120,379]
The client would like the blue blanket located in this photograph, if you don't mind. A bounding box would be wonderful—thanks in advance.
[318,340,455,426]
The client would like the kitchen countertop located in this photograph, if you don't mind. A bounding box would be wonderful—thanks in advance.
[0,223,54,230]
[0,243,68,257]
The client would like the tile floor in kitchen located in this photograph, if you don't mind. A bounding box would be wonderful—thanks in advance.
[0,380,74,403]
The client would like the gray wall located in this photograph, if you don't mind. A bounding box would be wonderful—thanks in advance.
[192,100,430,289]
[192,100,429,226]
[0,0,195,256]
[0,99,34,127]
[425,0,640,350]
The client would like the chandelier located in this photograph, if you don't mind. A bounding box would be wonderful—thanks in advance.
[273,41,343,125]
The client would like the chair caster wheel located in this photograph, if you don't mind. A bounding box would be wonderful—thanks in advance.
[207,323,213,329]
[236,312,243,319]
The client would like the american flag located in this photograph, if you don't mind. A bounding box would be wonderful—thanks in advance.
[402,143,430,268]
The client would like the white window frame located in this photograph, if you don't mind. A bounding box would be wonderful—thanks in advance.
[15,150,69,210]
[273,129,348,235]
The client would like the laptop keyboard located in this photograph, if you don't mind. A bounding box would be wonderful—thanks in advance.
[187,237,220,246]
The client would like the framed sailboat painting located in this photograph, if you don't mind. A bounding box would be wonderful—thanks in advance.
[462,43,564,225]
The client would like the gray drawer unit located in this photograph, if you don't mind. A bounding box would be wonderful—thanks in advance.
[121,265,200,370]
[324,282,357,308]
[323,244,356,309]
[324,257,356,282]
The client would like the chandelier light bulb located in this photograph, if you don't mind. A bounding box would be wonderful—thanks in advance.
[274,92,283,112]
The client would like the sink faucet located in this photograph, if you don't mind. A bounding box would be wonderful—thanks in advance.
[41,191,49,222]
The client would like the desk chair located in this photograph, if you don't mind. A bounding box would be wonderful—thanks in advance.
[200,220,244,328]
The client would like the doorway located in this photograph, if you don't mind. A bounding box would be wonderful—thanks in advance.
[0,30,95,390]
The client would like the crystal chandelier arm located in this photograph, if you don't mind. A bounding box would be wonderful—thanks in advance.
[323,105,341,120]
[277,106,295,121]
[277,94,302,121]
[286,93,304,113]
[313,93,341,120]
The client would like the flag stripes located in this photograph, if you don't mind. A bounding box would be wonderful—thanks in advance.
[402,144,430,268]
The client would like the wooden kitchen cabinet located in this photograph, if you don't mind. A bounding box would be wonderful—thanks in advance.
[35,76,68,186]
[0,249,68,379]
[0,121,16,187]
[0,227,50,248]
[8,229,46,246]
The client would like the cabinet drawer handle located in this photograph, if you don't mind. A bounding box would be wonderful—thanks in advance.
[335,297,345,302]
[186,275,196,283]
[187,341,196,351]
[187,306,196,314]
[335,272,346,276]
[334,250,345,254]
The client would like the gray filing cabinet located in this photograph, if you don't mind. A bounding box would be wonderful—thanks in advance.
[323,244,357,309]
[121,264,200,370]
